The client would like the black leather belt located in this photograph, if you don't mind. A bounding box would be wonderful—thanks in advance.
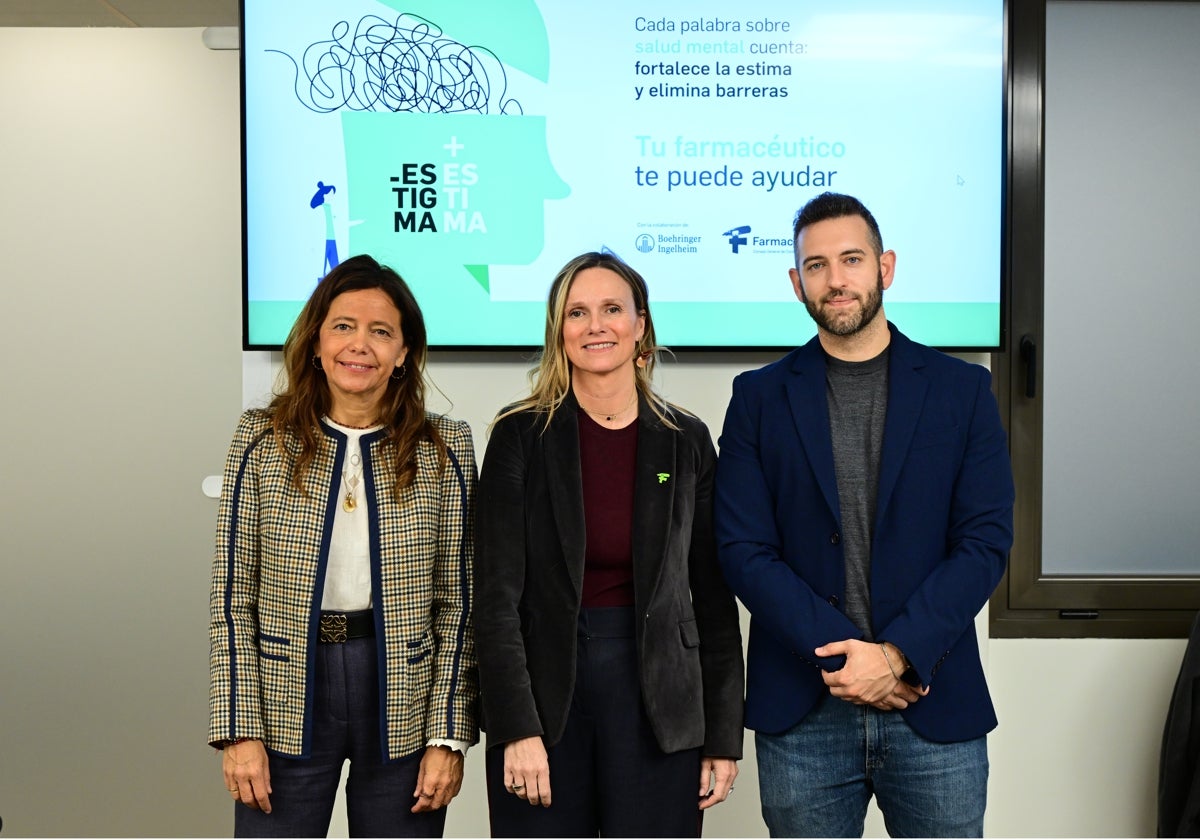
[318,610,374,643]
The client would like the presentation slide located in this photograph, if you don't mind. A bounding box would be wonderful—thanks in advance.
[243,0,1003,349]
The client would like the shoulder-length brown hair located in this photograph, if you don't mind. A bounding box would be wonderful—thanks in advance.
[497,251,677,430]
[270,254,445,494]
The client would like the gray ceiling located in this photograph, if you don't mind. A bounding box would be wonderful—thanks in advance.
[0,0,238,27]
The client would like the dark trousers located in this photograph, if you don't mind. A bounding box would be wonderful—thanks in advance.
[486,606,702,838]
[235,636,447,838]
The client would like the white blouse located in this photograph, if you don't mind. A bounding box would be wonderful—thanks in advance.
[321,420,377,612]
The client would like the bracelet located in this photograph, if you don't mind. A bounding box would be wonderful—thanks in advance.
[880,643,903,681]
[216,737,253,751]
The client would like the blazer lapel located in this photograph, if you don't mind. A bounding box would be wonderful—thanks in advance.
[787,339,841,520]
[876,327,928,527]
[631,398,676,610]
[544,396,587,597]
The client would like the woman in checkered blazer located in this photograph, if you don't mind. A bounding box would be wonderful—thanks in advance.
[208,255,478,837]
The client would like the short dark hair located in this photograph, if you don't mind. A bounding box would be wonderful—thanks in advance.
[792,192,884,256]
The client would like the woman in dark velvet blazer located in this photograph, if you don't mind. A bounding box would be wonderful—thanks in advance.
[474,252,745,838]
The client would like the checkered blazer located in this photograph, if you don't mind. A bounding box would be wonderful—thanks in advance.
[208,410,478,760]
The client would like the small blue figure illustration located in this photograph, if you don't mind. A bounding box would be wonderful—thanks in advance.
[310,181,339,279]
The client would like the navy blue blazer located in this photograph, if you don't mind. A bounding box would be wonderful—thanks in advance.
[714,324,1014,743]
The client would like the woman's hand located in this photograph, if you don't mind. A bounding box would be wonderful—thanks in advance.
[411,745,465,813]
[698,756,738,810]
[223,739,272,813]
[504,736,552,807]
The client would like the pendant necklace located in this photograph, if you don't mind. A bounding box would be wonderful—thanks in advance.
[341,451,363,512]
[580,390,637,424]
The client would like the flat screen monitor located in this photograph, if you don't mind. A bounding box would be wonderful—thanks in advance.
[242,0,1005,350]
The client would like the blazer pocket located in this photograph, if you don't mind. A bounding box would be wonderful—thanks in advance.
[679,618,701,649]
[257,633,291,663]
[406,630,433,665]
[260,657,293,708]
[403,631,436,719]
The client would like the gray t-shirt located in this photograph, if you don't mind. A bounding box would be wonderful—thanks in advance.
[826,347,889,639]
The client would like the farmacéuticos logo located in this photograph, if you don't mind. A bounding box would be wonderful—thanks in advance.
[723,225,750,254]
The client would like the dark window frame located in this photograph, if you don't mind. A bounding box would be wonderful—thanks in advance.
[989,0,1200,639]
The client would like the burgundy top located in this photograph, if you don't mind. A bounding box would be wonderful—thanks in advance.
[578,409,638,608]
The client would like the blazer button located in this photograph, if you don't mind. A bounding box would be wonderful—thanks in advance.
[829,532,841,545]
[827,595,840,607]
[931,651,949,676]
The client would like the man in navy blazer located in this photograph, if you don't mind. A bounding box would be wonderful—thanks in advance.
[715,192,1014,838]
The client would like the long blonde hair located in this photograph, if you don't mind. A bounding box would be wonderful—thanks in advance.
[497,251,678,431]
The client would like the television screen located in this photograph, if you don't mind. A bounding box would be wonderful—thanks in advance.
[242,0,1004,350]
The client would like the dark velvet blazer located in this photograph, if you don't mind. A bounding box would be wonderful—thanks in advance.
[473,391,744,758]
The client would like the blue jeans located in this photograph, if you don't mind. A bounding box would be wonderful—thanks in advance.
[756,695,988,838]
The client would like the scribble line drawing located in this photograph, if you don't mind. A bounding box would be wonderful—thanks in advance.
[268,14,524,115]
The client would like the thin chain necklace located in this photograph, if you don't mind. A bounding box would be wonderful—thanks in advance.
[578,390,637,424]
[329,417,378,430]
[341,450,363,512]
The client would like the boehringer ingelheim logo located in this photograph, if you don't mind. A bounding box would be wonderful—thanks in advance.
[723,225,750,254]
[635,234,655,253]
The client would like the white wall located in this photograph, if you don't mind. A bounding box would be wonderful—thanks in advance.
[989,638,1183,837]
[0,27,242,838]
[0,22,1188,840]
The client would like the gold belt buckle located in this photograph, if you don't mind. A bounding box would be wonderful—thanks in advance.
[319,613,348,643]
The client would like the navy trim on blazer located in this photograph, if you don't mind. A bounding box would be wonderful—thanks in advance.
[301,422,349,759]
[444,446,470,739]
[360,428,390,760]
[222,426,272,740]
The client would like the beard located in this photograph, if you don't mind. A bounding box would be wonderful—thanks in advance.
[803,271,885,337]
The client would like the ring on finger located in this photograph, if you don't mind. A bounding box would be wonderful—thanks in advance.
[511,783,524,792]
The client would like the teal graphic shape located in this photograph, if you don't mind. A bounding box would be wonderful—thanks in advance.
[343,112,568,263]
[339,111,568,345]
